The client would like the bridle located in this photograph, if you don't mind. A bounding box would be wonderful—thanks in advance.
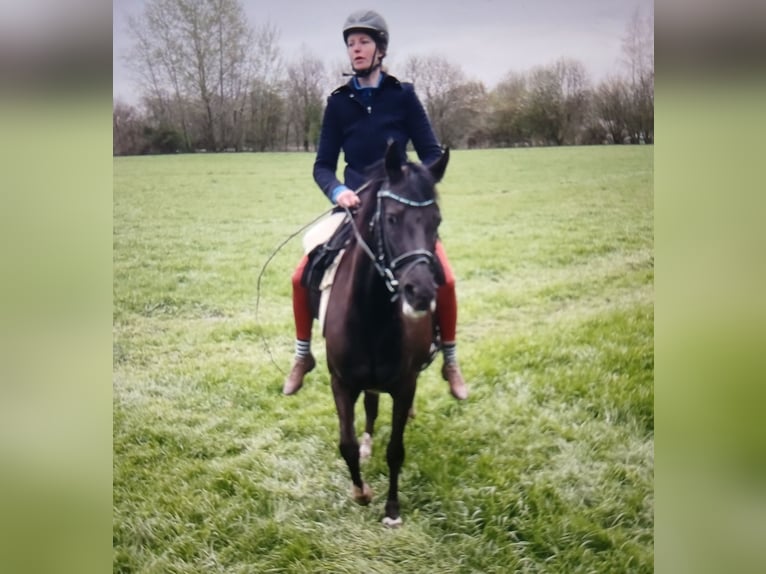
[344,185,438,301]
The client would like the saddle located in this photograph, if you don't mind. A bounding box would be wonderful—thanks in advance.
[301,212,354,328]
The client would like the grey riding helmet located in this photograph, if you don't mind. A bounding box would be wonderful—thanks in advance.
[342,10,389,53]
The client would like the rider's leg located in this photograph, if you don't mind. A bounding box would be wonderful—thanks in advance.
[283,255,316,395]
[435,241,468,400]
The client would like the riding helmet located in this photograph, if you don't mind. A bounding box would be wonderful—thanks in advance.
[342,10,389,53]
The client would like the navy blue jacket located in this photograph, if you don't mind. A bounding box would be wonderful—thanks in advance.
[313,73,443,202]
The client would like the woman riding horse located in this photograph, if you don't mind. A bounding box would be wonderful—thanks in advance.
[283,9,468,401]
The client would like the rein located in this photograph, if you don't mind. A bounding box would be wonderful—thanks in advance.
[255,205,336,375]
[344,187,437,301]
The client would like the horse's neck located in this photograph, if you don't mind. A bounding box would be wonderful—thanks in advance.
[347,240,394,315]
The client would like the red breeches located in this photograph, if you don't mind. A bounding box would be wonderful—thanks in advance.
[434,241,457,342]
[291,255,313,341]
[290,241,458,342]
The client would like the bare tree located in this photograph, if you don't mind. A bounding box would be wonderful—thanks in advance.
[622,6,654,89]
[247,83,285,151]
[526,65,562,145]
[246,23,285,151]
[127,0,258,151]
[524,58,591,145]
[557,59,592,144]
[212,0,257,150]
[127,3,191,149]
[488,72,530,147]
[592,75,631,143]
[403,55,468,147]
[457,81,490,148]
[621,5,654,142]
[113,100,147,156]
[285,48,326,151]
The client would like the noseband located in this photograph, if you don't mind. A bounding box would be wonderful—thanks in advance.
[345,187,437,301]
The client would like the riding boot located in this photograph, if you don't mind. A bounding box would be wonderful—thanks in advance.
[283,353,316,395]
[442,362,468,400]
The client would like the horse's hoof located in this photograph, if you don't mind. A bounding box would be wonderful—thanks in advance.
[382,516,403,528]
[359,432,372,460]
[352,483,373,505]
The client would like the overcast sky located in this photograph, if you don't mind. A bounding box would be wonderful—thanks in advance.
[113,0,652,105]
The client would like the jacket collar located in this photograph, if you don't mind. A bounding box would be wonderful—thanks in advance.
[332,73,401,95]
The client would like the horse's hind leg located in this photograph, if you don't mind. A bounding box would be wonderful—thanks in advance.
[331,376,372,505]
[360,391,379,460]
[383,386,416,527]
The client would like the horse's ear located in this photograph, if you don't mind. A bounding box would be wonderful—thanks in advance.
[385,140,404,184]
[428,147,449,183]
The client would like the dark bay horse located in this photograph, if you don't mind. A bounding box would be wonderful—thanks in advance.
[323,141,449,527]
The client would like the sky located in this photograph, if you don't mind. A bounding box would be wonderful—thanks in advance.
[113,0,653,106]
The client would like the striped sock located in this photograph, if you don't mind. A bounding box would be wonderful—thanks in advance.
[295,339,311,359]
[442,341,457,365]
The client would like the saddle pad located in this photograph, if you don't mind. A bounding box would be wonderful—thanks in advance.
[319,250,345,335]
[302,212,348,254]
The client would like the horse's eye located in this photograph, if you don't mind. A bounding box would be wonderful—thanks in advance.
[386,214,398,226]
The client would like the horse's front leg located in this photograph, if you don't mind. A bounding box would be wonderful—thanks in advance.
[331,375,372,505]
[383,383,416,527]
[360,391,379,460]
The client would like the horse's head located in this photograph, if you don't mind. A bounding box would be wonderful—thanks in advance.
[371,141,449,318]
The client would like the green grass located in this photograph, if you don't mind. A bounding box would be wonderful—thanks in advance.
[114,146,653,573]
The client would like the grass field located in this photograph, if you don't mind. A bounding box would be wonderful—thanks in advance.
[113,145,653,573]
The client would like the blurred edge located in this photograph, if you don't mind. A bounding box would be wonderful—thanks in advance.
[656,0,766,77]
[0,1,113,573]
[656,2,766,573]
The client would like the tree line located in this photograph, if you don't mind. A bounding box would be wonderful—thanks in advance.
[113,0,653,156]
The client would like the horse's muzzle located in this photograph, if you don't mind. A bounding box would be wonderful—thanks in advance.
[400,264,437,316]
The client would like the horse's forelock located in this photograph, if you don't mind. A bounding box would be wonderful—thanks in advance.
[392,162,438,204]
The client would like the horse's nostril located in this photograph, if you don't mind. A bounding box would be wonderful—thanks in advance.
[402,282,435,313]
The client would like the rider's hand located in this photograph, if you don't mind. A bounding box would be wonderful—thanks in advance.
[336,189,360,209]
